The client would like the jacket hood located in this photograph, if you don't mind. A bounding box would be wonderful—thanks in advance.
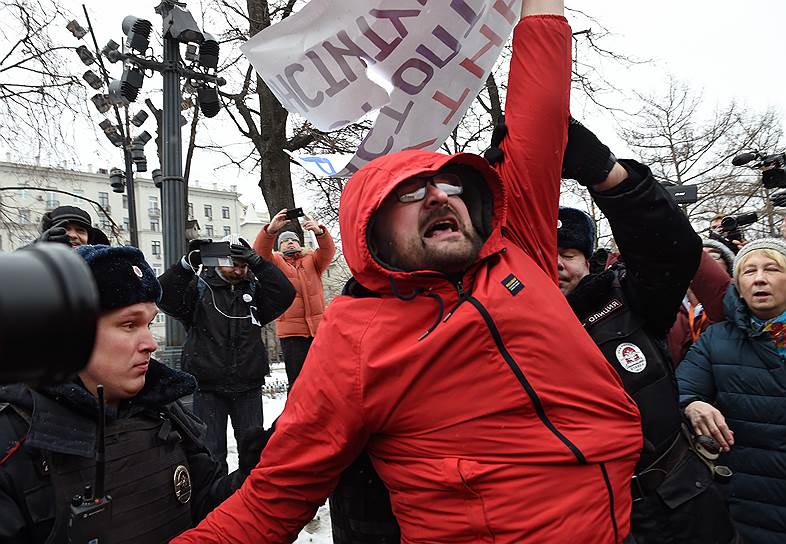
[724,283,757,333]
[339,150,505,294]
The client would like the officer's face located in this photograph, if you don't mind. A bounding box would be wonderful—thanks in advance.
[557,247,590,295]
[737,251,786,320]
[80,302,158,406]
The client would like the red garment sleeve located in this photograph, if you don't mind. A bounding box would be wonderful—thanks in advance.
[494,15,572,282]
[172,313,370,543]
[313,227,336,273]
[691,250,732,323]
[253,224,276,261]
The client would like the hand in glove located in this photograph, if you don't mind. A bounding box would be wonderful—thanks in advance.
[231,240,264,272]
[37,226,71,246]
[183,238,209,269]
[562,118,618,186]
[236,424,275,475]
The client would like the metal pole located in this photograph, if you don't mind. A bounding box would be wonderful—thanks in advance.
[124,148,140,247]
[161,4,186,346]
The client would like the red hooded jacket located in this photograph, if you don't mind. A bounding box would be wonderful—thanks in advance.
[174,15,641,544]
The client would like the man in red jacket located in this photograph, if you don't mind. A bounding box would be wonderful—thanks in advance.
[174,1,642,542]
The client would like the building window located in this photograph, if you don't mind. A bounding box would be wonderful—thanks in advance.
[151,240,161,256]
[205,224,214,237]
[123,217,130,231]
[19,208,30,224]
[188,202,194,218]
[222,206,230,219]
[73,189,84,205]
[155,313,166,324]
[122,195,128,209]
[149,195,159,210]
[98,192,109,208]
[204,204,212,220]
[152,265,161,276]
[46,191,60,209]
[150,220,159,232]
[223,226,231,237]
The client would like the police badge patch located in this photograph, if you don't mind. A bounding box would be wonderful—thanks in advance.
[173,465,192,504]
[615,343,647,373]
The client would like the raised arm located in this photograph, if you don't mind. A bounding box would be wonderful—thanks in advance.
[495,0,571,280]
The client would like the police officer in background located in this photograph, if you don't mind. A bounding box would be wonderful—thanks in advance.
[0,245,246,543]
[550,120,739,543]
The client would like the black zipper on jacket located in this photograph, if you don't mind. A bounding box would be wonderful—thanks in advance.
[466,296,587,464]
[599,463,619,542]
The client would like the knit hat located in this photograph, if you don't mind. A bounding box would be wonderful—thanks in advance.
[702,238,735,276]
[557,207,596,259]
[75,245,161,312]
[733,237,786,280]
[277,230,300,248]
[41,205,110,245]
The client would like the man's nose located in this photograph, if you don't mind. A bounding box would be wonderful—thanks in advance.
[140,328,158,352]
[423,182,449,207]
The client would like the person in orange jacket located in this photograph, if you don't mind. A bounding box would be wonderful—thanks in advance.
[174,1,642,542]
[253,212,336,389]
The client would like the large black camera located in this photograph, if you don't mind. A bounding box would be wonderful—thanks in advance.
[732,150,786,189]
[0,244,99,384]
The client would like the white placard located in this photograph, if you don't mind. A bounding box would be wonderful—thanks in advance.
[241,0,520,177]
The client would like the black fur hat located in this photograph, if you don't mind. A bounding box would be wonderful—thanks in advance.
[75,245,161,312]
[557,207,596,259]
[41,205,110,245]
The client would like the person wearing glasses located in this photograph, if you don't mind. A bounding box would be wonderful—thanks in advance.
[174,1,642,542]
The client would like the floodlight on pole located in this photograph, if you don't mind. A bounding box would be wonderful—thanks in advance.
[152,169,163,189]
[198,33,219,70]
[107,80,130,106]
[90,93,111,114]
[197,86,220,118]
[121,16,152,53]
[67,20,88,39]
[82,70,104,90]
[162,6,204,44]
[102,40,123,63]
[75,45,95,66]
[117,66,145,102]
[130,110,149,127]
[185,44,198,63]
[109,168,125,193]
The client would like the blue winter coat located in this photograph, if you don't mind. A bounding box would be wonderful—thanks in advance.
[677,285,786,543]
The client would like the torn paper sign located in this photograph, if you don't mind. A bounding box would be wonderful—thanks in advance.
[241,0,521,177]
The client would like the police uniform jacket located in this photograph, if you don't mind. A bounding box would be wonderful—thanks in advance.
[0,360,243,543]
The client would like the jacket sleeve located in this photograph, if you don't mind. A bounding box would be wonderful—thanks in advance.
[250,258,297,325]
[494,15,571,280]
[183,436,245,523]
[690,251,731,323]
[592,160,703,336]
[253,224,276,261]
[676,329,718,407]
[157,262,198,328]
[313,227,336,273]
[171,312,370,543]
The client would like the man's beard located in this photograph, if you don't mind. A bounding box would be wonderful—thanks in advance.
[387,225,483,274]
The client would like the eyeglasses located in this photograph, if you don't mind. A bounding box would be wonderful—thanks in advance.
[394,173,463,203]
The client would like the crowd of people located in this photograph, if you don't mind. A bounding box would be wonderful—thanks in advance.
[1,0,785,542]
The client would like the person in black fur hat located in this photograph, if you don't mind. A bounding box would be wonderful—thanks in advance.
[557,206,597,294]
[0,245,250,543]
[36,205,110,248]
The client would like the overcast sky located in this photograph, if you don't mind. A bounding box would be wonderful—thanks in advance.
[52,0,786,213]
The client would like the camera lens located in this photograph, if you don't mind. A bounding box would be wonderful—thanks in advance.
[720,216,737,231]
[0,244,99,384]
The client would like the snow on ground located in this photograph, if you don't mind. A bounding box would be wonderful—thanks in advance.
[226,363,334,543]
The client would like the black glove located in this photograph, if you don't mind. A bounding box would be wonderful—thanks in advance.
[237,425,275,475]
[231,240,265,272]
[483,114,507,166]
[37,226,70,245]
[562,117,617,186]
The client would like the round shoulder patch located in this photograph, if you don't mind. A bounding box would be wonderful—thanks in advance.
[557,219,563,229]
[615,343,647,373]
[173,464,192,504]
[132,265,144,279]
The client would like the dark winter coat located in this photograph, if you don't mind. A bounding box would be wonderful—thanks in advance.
[677,285,786,543]
[158,261,295,393]
[0,361,243,543]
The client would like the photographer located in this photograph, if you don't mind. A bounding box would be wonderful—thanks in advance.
[0,245,244,543]
[253,209,335,390]
[157,234,294,474]
[35,205,109,248]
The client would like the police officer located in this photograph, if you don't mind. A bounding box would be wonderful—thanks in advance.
[0,245,245,543]
[555,120,739,543]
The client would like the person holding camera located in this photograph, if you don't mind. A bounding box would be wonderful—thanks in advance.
[0,245,245,543]
[34,205,109,248]
[157,234,295,474]
[253,209,335,390]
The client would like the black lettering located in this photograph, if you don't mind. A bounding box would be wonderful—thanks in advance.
[285,63,323,108]
[392,58,434,95]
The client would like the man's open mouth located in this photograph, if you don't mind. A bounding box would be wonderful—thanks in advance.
[423,217,459,238]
